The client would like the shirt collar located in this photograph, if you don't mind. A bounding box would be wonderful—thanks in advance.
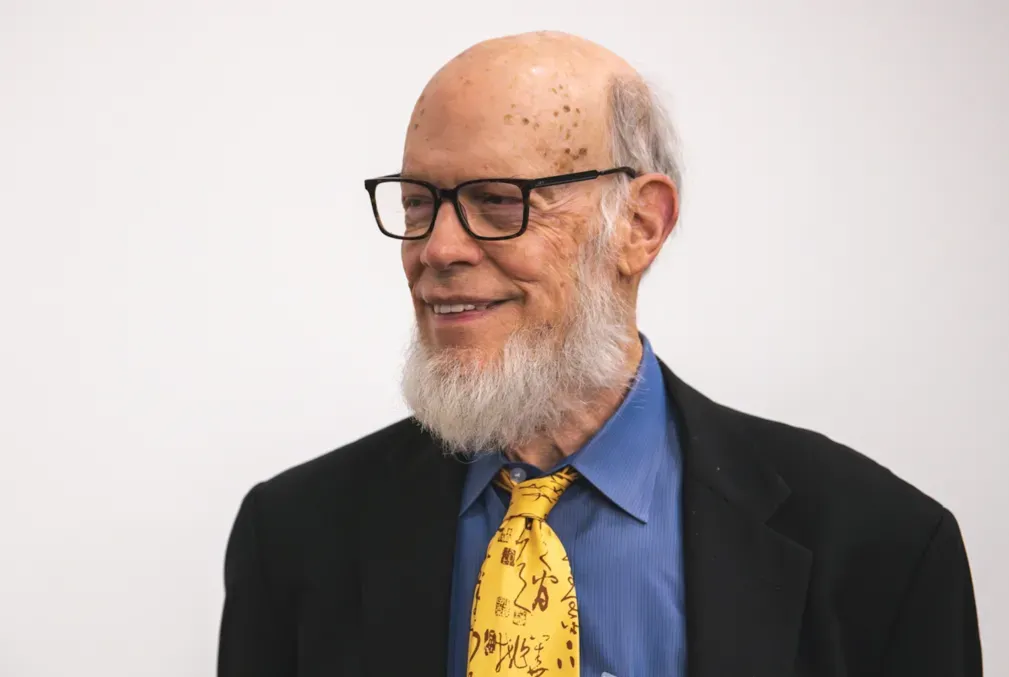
[565,336,667,523]
[458,451,506,516]
[458,335,670,523]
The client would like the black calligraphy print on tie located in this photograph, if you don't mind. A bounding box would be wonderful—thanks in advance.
[483,629,498,655]
[492,634,537,673]
[494,597,511,618]
[533,581,549,611]
[472,570,483,622]
[516,636,533,670]
[561,576,575,602]
[515,534,530,560]
[531,637,546,674]
[521,483,557,505]
[514,561,530,611]
[567,599,579,623]
[468,630,481,662]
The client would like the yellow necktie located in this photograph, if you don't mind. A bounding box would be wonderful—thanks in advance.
[467,467,580,676]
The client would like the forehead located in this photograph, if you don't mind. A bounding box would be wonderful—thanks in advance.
[402,141,540,185]
[401,62,610,185]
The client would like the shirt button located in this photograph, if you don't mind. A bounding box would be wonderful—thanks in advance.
[509,467,527,483]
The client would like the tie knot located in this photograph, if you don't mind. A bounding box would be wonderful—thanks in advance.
[498,467,579,522]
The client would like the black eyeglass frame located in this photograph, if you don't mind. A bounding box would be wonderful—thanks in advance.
[363,166,638,241]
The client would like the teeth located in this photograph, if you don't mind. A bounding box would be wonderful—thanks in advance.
[432,303,491,314]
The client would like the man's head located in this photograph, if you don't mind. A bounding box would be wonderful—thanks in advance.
[396,31,681,454]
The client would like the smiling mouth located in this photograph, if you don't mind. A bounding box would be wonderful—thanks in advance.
[427,300,509,316]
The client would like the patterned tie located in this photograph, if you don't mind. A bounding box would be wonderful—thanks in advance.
[467,466,581,676]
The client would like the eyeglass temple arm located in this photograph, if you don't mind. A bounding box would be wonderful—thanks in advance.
[530,167,638,189]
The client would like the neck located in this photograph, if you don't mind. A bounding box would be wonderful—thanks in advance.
[504,334,644,471]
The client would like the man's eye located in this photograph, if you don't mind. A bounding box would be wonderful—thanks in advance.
[402,197,431,209]
[477,193,522,206]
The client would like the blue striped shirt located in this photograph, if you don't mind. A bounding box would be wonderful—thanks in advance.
[447,337,687,677]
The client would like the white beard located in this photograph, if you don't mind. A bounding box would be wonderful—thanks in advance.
[401,238,634,456]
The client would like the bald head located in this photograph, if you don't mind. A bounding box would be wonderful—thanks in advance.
[404,32,645,179]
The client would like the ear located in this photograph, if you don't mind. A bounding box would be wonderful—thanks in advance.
[617,173,679,277]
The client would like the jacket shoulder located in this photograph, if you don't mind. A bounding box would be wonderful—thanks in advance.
[709,401,952,564]
[738,408,943,518]
[231,417,436,570]
[255,417,429,503]
[660,357,949,539]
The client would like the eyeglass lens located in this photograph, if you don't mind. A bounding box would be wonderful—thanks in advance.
[373,181,527,238]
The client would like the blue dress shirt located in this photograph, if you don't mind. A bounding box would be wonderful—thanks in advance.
[447,337,687,677]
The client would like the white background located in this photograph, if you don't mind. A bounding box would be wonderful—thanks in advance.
[1,0,1006,674]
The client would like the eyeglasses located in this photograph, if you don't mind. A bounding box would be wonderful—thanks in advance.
[363,167,637,241]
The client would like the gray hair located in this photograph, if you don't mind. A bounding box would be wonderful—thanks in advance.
[598,75,683,246]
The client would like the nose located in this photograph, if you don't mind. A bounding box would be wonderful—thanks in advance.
[419,201,483,271]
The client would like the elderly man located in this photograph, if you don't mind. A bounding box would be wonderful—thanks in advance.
[218,32,981,677]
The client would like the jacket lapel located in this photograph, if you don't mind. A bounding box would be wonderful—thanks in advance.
[661,363,813,677]
[360,424,466,677]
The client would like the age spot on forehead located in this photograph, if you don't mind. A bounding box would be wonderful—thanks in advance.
[563,105,571,113]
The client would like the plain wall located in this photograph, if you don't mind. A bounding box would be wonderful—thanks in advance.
[1,0,1006,674]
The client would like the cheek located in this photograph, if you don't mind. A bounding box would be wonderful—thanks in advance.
[491,220,582,316]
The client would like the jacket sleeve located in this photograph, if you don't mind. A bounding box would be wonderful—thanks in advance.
[880,508,983,676]
[218,484,296,677]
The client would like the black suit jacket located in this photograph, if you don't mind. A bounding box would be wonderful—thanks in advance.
[218,361,982,676]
